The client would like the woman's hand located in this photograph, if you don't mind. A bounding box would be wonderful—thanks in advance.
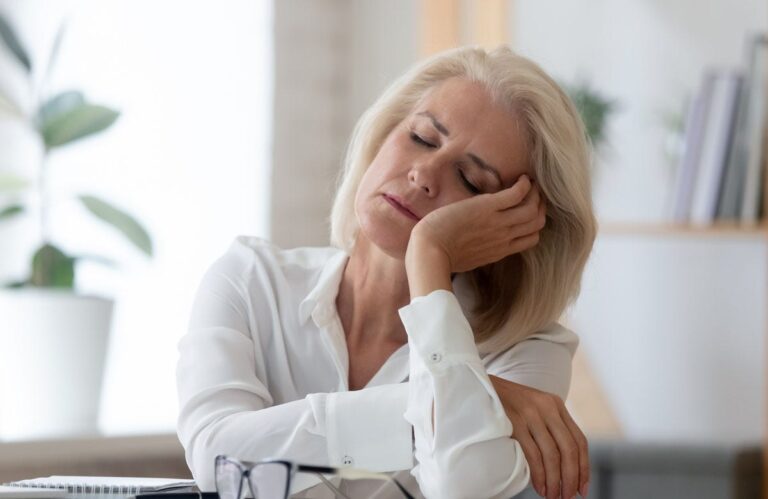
[408,174,545,274]
[489,375,590,499]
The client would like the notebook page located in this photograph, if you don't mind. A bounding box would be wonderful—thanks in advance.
[5,477,195,494]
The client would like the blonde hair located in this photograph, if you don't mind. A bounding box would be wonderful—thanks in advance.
[330,45,597,352]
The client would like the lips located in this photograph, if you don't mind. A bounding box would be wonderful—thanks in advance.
[383,194,421,221]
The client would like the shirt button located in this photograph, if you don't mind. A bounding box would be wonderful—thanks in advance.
[342,455,353,466]
[430,352,442,363]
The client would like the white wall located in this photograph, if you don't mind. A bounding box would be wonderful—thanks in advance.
[0,0,272,434]
[569,234,766,442]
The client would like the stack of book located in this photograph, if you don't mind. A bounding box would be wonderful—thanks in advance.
[671,33,768,226]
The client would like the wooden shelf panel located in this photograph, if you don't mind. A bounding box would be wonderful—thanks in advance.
[598,222,768,237]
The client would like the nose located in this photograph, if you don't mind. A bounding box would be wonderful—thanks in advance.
[408,157,443,197]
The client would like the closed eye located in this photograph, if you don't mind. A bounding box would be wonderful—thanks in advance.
[457,168,481,195]
[410,132,435,148]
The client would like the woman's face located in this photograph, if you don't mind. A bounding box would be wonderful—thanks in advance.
[354,77,531,258]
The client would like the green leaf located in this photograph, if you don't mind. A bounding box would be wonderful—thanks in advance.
[563,81,617,148]
[3,279,28,289]
[0,203,23,220]
[79,195,153,257]
[37,90,84,127]
[41,103,119,149]
[0,13,31,72]
[42,21,67,90]
[0,172,30,192]
[30,243,75,288]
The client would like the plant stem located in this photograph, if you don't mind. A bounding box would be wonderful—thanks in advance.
[39,150,50,245]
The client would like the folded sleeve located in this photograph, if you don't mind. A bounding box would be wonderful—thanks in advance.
[176,251,413,493]
[398,290,532,499]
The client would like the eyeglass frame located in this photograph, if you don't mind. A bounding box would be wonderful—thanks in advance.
[214,455,414,499]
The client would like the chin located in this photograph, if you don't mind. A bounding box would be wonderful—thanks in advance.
[356,210,411,260]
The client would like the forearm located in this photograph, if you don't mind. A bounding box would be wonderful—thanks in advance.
[178,383,413,491]
[399,291,530,499]
[405,231,453,299]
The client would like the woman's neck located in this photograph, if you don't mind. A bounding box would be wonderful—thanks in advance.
[335,235,411,346]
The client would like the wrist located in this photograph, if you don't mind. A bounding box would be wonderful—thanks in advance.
[405,230,452,299]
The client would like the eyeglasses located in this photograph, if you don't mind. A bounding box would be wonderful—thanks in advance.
[214,455,414,499]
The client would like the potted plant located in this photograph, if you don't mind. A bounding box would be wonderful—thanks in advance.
[562,79,617,156]
[0,14,152,440]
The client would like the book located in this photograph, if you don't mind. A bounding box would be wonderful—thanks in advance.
[672,77,714,222]
[1,477,196,496]
[689,69,742,225]
[717,37,758,219]
[739,34,768,224]
[0,486,68,499]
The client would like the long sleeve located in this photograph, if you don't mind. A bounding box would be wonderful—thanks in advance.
[399,289,533,499]
[176,251,413,493]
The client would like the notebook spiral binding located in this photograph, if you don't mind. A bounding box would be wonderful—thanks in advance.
[5,482,146,495]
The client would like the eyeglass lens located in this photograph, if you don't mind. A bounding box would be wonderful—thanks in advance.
[217,459,291,499]
[215,459,246,499]
[248,462,290,499]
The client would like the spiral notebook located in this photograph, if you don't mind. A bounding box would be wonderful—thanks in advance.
[2,477,196,496]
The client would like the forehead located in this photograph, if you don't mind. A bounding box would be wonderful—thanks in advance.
[412,78,530,180]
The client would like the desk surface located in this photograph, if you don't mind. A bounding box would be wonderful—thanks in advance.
[0,434,191,483]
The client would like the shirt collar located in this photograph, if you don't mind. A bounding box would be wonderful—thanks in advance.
[298,249,350,327]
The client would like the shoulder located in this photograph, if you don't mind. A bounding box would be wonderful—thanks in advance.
[199,236,347,310]
[213,235,344,281]
[480,322,579,364]
[522,322,580,356]
[482,322,579,399]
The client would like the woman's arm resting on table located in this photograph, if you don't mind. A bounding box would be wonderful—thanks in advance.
[176,259,413,492]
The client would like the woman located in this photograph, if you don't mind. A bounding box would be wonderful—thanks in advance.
[177,45,596,499]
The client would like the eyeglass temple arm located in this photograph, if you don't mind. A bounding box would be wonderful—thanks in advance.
[336,468,415,499]
[313,473,352,499]
[296,464,414,499]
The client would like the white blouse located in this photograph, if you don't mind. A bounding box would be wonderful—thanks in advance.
[176,236,578,499]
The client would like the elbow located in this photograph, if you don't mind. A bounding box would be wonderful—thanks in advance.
[177,417,222,492]
[179,430,219,492]
[187,439,219,492]
[413,441,530,499]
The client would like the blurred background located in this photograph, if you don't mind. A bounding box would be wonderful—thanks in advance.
[0,0,766,497]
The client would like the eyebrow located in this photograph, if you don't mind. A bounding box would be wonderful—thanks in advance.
[417,111,450,135]
[468,153,503,186]
[416,110,504,186]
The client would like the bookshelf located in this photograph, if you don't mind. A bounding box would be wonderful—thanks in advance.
[599,222,768,238]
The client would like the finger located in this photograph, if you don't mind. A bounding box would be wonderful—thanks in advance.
[508,231,540,254]
[521,179,541,207]
[559,404,590,497]
[543,410,581,499]
[504,204,546,237]
[494,174,531,210]
[527,417,561,499]
[513,428,547,497]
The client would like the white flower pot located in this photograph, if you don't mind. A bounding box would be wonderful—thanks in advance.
[0,289,113,441]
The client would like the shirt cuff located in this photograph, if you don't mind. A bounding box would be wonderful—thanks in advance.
[398,289,481,372]
[324,383,413,471]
